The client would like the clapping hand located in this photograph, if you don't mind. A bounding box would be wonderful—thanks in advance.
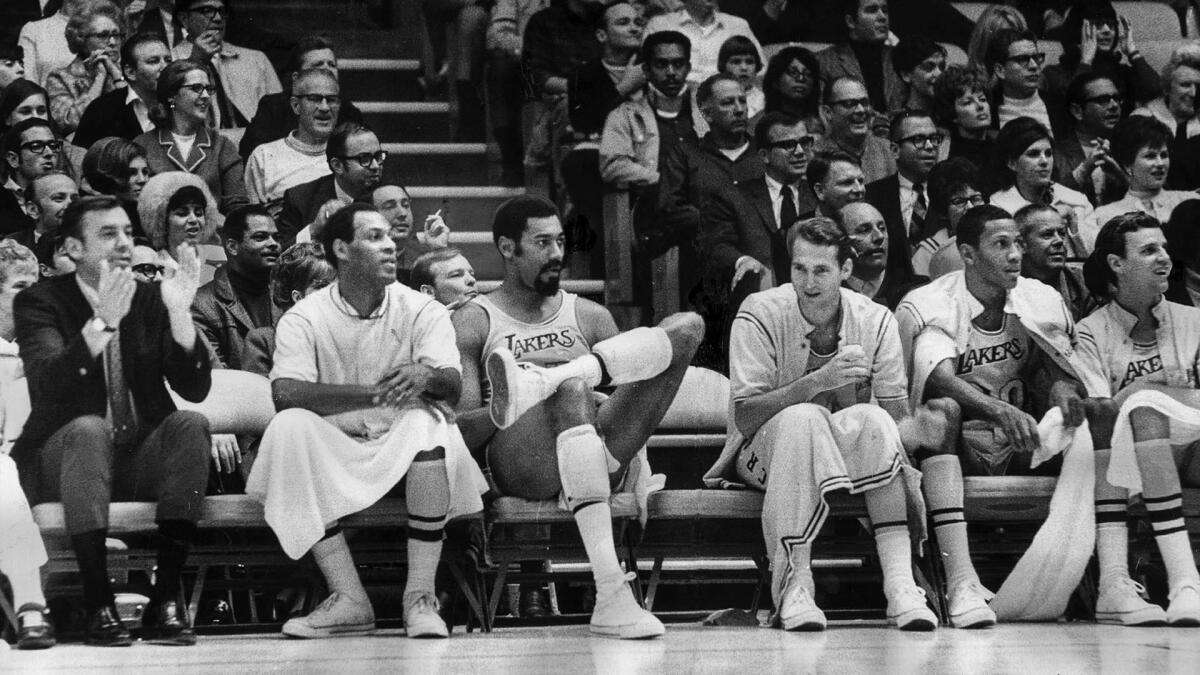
[158,244,203,315]
[96,259,137,327]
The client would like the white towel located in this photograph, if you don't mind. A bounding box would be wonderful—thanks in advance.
[1108,389,1200,497]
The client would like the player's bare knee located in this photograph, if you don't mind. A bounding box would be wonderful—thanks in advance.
[1129,405,1170,441]
[551,377,595,428]
[661,311,705,361]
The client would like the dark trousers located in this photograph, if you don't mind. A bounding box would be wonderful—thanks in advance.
[37,411,212,535]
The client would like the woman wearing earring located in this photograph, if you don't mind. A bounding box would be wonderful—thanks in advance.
[134,60,246,214]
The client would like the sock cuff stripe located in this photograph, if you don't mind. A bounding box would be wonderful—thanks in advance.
[406,526,445,542]
[871,520,909,531]
[1147,506,1184,521]
[933,518,966,527]
[407,512,449,524]
[1142,493,1184,505]
[929,507,964,516]
[571,500,606,514]
[1096,513,1128,524]
[1094,498,1128,506]
[1152,525,1189,537]
[413,446,446,462]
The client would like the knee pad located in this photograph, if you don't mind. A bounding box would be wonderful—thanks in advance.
[593,327,673,386]
[556,425,614,512]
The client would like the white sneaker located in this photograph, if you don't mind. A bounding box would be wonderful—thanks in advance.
[1167,583,1200,627]
[486,349,559,429]
[282,592,376,638]
[886,584,938,631]
[404,591,449,638]
[947,580,996,629]
[779,576,826,631]
[590,573,665,639]
[1095,578,1167,626]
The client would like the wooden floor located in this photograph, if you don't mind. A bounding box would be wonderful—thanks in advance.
[4,621,1199,674]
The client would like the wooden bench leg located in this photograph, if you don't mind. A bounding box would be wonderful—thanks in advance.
[486,553,513,626]
[750,556,770,614]
[644,558,664,612]
[446,560,490,633]
[187,564,208,626]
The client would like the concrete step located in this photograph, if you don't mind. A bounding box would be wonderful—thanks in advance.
[381,143,489,186]
[340,59,424,103]
[360,101,452,142]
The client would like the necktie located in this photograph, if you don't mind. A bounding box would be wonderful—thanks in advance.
[911,182,928,241]
[779,185,798,231]
[105,331,138,447]
[206,62,247,129]
[1177,120,1189,146]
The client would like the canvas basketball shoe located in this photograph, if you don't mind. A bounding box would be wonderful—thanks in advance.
[590,572,665,639]
[404,591,450,638]
[886,583,938,631]
[1095,577,1167,626]
[778,574,827,631]
[282,592,376,638]
[487,348,566,429]
[1167,583,1200,626]
[947,580,996,629]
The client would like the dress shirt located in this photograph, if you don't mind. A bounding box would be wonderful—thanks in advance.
[126,87,153,134]
[644,10,763,85]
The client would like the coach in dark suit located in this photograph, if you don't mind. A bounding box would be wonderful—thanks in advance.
[73,33,172,149]
[13,195,212,647]
[865,111,942,279]
[277,123,382,248]
[698,112,818,363]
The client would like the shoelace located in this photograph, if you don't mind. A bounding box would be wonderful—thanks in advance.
[1116,578,1150,598]
[310,592,344,618]
[952,580,995,601]
[408,592,441,613]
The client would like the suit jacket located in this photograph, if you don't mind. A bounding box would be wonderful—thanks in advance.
[239,91,364,158]
[72,87,150,149]
[816,42,906,115]
[278,173,337,248]
[191,265,283,370]
[12,273,212,501]
[567,59,625,139]
[699,176,817,285]
[0,190,34,236]
[172,41,283,127]
[865,174,917,279]
[135,126,248,214]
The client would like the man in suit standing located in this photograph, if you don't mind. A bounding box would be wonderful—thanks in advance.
[73,33,173,149]
[865,110,940,278]
[12,195,212,646]
[277,123,384,248]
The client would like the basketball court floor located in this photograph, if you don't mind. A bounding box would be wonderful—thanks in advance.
[4,621,1197,673]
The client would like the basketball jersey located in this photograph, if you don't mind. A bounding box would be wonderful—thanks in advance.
[475,292,593,368]
[1116,339,1165,392]
[955,314,1032,409]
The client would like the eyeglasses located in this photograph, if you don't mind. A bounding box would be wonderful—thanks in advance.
[784,66,813,81]
[85,31,124,42]
[829,97,871,111]
[189,6,229,19]
[766,136,815,153]
[179,83,217,95]
[948,193,986,208]
[1083,93,1123,107]
[131,263,164,278]
[1005,52,1046,67]
[340,150,388,166]
[296,94,341,106]
[899,133,946,148]
[19,139,63,154]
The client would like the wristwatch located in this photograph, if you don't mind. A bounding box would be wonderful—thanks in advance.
[90,316,117,333]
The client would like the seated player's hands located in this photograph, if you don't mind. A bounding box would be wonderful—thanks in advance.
[809,345,870,394]
[732,255,772,291]
[374,363,435,407]
[417,211,450,249]
[211,434,241,474]
[990,401,1040,455]
[1049,380,1086,428]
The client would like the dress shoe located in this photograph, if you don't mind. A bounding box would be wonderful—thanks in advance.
[16,603,56,650]
[519,587,553,618]
[85,605,132,647]
[143,598,197,646]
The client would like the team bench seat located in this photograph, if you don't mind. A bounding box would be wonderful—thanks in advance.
[30,496,490,632]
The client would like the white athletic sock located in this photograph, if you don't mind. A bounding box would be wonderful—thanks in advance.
[406,447,450,597]
[1136,439,1200,590]
[865,479,915,592]
[576,502,626,593]
[6,564,46,609]
[312,531,370,604]
[874,529,916,594]
[1094,449,1131,588]
[921,455,978,589]
[591,326,673,386]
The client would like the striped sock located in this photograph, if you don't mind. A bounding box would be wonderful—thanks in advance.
[1095,448,1131,588]
[406,447,449,596]
[921,455,977,589]
[1136,439,1200,589]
